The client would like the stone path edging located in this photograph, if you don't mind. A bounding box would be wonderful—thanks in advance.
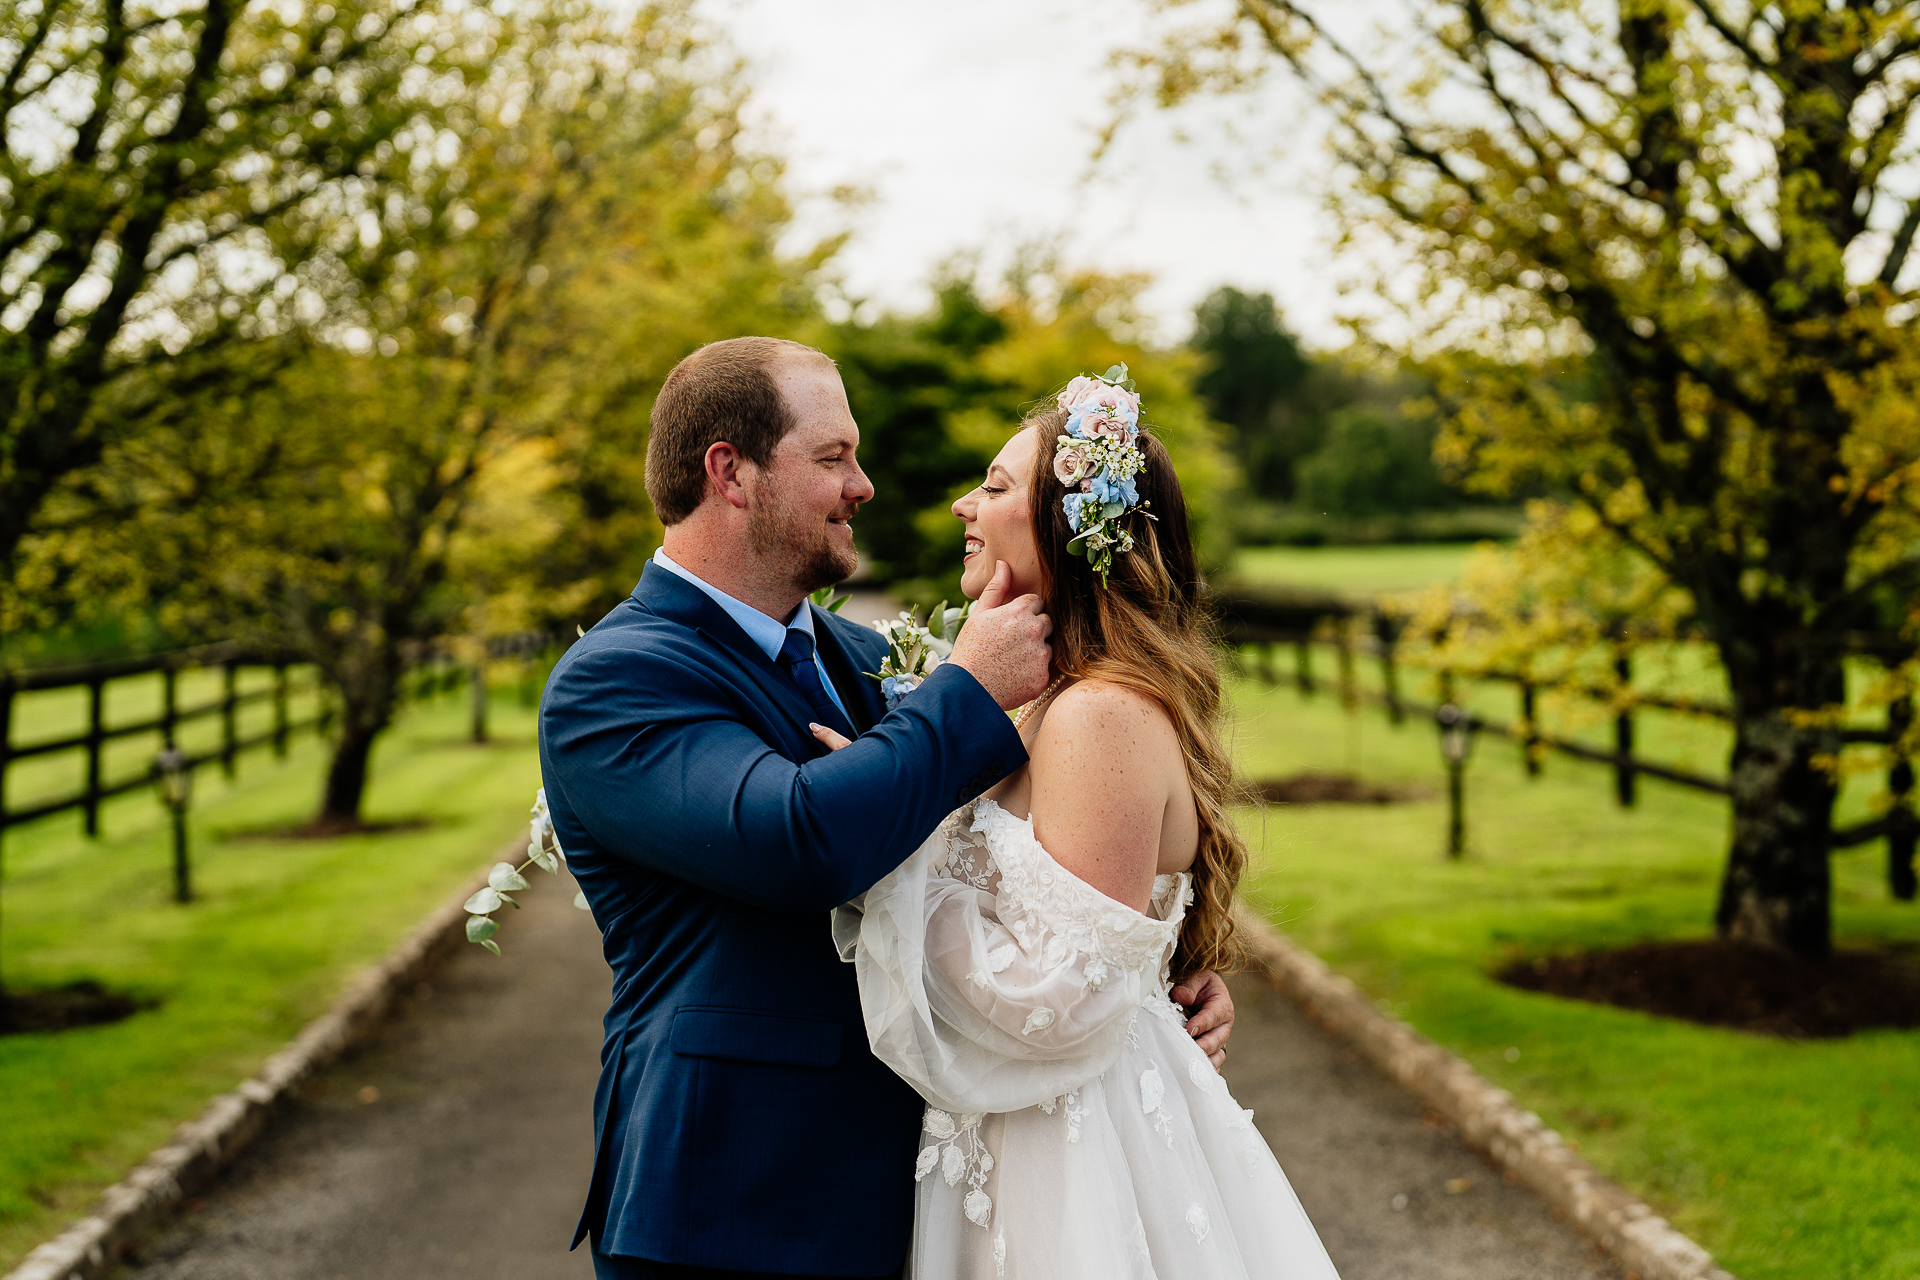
[4,844,519,1280]
[1233,902,1737,1280]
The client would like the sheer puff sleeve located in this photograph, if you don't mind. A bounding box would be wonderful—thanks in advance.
[834,799,1191,1116]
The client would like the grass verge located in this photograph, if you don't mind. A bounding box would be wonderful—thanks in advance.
[0,694,547,1271]
[1228,672,1920,1280]
[1228,543,1481,595]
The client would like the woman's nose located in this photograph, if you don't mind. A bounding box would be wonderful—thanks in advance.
[951,490,977,520]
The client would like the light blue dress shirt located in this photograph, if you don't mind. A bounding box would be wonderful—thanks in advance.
[651,547,853,724]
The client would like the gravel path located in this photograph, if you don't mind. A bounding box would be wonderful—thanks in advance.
[114,861,1620,1280]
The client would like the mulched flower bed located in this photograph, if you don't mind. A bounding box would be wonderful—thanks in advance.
[1495,940,1920,1038]
[0,981,153,1037]
[1252,773,1426,805]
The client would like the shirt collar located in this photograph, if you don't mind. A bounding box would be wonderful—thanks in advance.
[651,546,813,664]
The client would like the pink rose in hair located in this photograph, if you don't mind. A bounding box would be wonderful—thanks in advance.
[1054,442,1093,485]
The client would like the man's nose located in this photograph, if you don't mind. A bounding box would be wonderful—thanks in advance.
[846,461,875,505]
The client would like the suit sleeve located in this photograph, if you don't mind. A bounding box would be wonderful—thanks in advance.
[541,643,1026,912]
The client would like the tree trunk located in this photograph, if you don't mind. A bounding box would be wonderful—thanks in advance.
[1714,664,1844,961]
[313,642,401,829]
[319,722,383,826]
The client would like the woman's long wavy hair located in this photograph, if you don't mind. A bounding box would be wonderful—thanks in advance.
[1025,407,1247,977]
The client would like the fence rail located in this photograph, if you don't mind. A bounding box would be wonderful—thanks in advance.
[0,644,334,836]
[1213,585,1918,896]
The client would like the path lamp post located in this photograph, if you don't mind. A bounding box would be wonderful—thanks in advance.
[154,747,194,903]
[1436,703,1476,859]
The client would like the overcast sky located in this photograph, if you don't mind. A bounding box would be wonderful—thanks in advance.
[703,0,1347,348]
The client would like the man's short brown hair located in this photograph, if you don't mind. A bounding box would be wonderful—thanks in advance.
[644,337,836,525]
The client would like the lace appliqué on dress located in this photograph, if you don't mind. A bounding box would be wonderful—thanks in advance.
[917,1108,995,1227]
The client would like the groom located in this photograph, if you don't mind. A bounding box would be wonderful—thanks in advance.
[540,337,1235,1279]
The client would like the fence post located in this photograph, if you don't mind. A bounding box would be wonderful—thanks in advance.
[469,663,489,745]
[1336,621,1358,713]
[221,661,239,779]
[0,675,10,999]
[84,677,104,837]
[1374,613,1403,724]
[161,663,178,748]
[1295,635,1315,698]
[1520,681,1542,777]
[273,663,289,758]
[1889,695,1916,902]
[1614,652,1636,807]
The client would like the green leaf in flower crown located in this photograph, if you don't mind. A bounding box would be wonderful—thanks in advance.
[489,862,530,892]
[467,914,499,944]
[1102,501,1125,519]
[465,887,503,914]
[1067,539,1086,557]
[527,841,559,875]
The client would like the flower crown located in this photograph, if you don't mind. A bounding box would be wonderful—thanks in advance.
[1053,364,1152,587]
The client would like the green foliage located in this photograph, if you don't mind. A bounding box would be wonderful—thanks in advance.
[15,1,816,822]
[1129,0,1920,956]
[0,0,467,578]
[832,267,1237,603]
[1294,405,1451,518]
[1190,287,1314,498]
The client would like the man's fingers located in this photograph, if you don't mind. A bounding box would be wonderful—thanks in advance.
[1209,1048,1226,1070]
[1193,1023,1231,1057]
[977,560,1012,611]
[809,722,853,751]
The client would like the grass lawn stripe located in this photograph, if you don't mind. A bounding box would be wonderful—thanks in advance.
[1228,674,1920,1280]
[0,694,549,1271]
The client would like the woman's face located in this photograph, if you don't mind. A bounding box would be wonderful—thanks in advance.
[952,426,1043,601]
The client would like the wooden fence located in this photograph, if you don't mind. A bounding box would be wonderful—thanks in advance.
[1213,586,1919,898]
[0,639,546,841]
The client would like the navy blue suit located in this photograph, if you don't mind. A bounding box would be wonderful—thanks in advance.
[540,563,1026,1276]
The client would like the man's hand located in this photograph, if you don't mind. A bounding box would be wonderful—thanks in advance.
[1172,970,1235,1070]
[947,561,1053,710]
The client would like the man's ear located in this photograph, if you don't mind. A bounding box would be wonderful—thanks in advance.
[703,441,753,511]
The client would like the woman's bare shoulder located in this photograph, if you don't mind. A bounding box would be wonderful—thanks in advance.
[1037,679,1178,751]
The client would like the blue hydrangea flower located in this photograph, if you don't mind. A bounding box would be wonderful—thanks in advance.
[1062,491,1094,530]
[1089,472,1139,507]
[881,674,920,710]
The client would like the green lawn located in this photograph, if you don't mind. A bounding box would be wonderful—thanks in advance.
[1228,543,1482,595]
[0,693,547,1271]
[1228,670,1920,1280]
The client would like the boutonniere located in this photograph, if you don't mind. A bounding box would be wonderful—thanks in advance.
[871,601,970,710]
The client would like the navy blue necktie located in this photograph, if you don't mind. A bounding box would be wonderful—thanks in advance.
[778,628,856,741]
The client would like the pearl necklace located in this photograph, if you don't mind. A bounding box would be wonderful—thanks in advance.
[1013,673,1068,728]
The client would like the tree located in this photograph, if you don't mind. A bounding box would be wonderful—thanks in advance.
[0,0,457,594]
[1295,404,1450,516]
[28,0,813,827]
[1128,0,1920,958]
[1190,286,1314,499]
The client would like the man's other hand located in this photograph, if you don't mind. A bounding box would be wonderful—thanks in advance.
[1172,970,1235,1070]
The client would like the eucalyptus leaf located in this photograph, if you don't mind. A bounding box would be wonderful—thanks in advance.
[467,914,499,943]
[481,938,502,956]
[500,892,521,909]
[527,841,559,874]
[574,889,591,910]
[489,862,531,892]
[1067,539,1086,557]
[465,887,503,914]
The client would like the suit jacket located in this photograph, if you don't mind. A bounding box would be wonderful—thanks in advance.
[540,563,1025,1274]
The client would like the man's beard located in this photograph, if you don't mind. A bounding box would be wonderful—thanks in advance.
[749,491,858,596]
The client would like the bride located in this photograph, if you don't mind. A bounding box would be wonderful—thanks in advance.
[815,370,1341,1279]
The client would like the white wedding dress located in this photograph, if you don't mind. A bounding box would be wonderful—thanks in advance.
[834,798,1341,1279]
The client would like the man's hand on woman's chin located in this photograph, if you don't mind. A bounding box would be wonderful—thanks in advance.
[1171,970,1235,1070]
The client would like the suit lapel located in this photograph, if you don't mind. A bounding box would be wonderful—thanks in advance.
[812,606,885,735]
[631,564,828,747]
